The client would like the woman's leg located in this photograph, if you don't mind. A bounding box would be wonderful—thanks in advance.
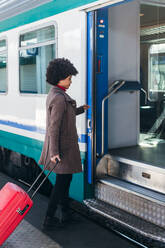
[61,174,73,211]
[46,174,72,218]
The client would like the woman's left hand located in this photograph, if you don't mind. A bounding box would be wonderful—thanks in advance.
[83,105,90,110]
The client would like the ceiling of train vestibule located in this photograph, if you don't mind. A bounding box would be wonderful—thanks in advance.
[141,4,165,27]
[0,0,52,21]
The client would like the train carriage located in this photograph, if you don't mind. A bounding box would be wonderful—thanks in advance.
[0,0,165,246]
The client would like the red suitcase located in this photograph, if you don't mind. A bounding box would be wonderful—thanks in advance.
[0,182,33,245]
[0,160,58,246]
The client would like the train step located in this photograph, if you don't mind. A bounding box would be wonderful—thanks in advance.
[96,177,165,228]
[83,198,165,247]
[98,153,165,194]
[84,177,165,246]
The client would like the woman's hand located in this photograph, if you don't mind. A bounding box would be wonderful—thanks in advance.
[51,154,61,163]
[83,105,90,111]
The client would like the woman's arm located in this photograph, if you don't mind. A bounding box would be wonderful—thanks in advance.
[76,105,90,115]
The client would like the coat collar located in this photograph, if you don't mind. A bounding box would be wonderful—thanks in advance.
[52,86,75,103]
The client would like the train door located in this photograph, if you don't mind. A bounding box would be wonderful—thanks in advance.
[87,8,108,184]
[85,1,165,244]
[86,0,139,184]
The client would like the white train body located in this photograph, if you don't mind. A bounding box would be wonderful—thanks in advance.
[0,10,87,151]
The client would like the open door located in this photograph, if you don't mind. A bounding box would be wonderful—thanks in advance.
[87,8,108,184]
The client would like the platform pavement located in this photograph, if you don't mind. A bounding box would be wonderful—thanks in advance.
[0,172,141,248]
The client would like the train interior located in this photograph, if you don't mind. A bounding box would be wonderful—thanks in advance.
[107,0,165,189]
[85,0,165,244]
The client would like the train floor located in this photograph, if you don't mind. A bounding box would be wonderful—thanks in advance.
[0,172,143,248]
[110,139,165,168]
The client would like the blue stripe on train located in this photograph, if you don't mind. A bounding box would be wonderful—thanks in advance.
[0,119,87,143]
[0,119,45,134]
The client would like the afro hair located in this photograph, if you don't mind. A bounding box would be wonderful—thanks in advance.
[46,58,78,86]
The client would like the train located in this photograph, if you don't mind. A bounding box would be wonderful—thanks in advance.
[0,0,165,246]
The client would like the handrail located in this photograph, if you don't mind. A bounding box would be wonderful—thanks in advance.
[141,88,147,105]
[100,80,125,157]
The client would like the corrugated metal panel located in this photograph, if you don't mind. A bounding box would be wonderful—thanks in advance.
[0,0,52,21]
[141,25,165,37]
[140,24,165,42]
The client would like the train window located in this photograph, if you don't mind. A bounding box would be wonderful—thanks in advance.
[149,43,165,99]
[19,25,56,94]
[140,3,165,141]
[0,39,7,93]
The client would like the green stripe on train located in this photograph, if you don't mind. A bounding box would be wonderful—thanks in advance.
[0,0,96,33]
[0,130,87,202]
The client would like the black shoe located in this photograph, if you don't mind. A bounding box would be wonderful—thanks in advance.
[66,211,81,223]
[60,208,80,224]
[42,216,64,230]
[55,205,72,223]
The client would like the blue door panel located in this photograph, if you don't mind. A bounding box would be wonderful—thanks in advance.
[96,8,108,158]
[87,0,134,184]
[87,11,95,184]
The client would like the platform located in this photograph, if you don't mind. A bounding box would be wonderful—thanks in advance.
[1,219,60,248]
[0,172,141,248]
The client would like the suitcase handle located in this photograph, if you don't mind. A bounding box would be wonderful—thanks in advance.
[27,158,59,199]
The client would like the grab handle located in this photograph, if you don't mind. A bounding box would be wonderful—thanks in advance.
[100,80,125,157]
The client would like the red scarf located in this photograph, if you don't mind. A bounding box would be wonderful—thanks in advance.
[56,85,66,92]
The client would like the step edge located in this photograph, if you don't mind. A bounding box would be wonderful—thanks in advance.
[97,180,165,206]
[84,199,165,243]
[112,156,165,174]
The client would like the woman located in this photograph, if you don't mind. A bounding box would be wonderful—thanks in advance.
[39,58,89,230]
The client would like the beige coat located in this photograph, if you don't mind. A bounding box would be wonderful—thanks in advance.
[38,86,84,174]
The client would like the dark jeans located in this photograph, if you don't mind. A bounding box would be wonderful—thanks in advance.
[46,174,73,218]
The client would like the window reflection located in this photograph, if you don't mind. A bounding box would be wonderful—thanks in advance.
[20,25,55,47]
